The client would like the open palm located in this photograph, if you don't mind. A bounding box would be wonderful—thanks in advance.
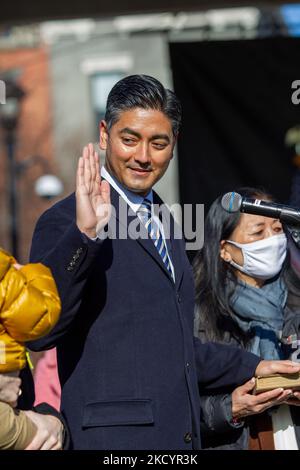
[76,143,111,238]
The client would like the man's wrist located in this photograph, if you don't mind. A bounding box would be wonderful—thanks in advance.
[89,235,99,241]
[81,230,97,239]
[76,220,97,238]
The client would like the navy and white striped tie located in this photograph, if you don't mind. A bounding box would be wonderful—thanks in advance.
[138,199,175,282]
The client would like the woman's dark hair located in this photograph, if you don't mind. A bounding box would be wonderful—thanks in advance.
[105,74,181,136]
[193,187,273,344]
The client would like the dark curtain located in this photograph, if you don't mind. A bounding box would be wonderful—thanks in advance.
[169,38,300,212]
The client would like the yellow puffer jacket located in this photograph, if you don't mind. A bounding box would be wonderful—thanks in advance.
[0,249,61,372]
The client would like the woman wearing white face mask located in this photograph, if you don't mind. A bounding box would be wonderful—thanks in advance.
[193,187,300,450]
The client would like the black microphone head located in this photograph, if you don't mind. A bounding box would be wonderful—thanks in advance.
[221,192,242,213]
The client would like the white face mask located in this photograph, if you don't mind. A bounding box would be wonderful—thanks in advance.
[226,233,287,280]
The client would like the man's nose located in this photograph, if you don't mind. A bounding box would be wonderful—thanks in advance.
[134,143,151,164]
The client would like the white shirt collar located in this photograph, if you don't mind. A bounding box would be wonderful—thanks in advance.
[101,166,153,214]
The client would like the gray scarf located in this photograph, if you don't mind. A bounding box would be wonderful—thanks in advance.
[229,276,288,360]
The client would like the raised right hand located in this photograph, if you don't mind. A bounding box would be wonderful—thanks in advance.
[231,377,293,420]
[76,143,111,238]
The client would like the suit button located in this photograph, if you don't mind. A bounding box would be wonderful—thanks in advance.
[186,362,190,372]
[184,432,192,444]
[177,294,181,303]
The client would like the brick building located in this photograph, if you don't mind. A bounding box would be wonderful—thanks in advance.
[0,43,63,262]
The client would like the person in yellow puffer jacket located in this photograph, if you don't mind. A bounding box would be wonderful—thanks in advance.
[0,248,61,450]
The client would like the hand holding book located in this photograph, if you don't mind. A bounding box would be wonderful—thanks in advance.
[254,360,300,396]
[231,361,300,421]
[231,378,294,421]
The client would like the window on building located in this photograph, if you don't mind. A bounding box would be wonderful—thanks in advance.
[90,72,123,137]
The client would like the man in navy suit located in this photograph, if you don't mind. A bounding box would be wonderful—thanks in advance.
[28,75,300,450]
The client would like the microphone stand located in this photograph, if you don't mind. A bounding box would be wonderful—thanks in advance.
[285,225,300,249]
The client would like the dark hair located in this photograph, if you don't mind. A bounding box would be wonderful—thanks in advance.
[193,187,273,344]
[105,74,181,136]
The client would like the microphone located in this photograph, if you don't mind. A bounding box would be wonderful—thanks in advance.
[221,192,300,227]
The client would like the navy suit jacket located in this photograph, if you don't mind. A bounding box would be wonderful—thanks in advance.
[28,187,260,450]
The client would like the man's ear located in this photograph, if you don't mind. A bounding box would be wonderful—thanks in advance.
[220,240,232,263]
[99,120,108,150]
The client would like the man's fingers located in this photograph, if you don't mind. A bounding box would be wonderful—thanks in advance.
[88,142,94,155]
[267,360,300,375]
[76,156,84,189]
[77,144,101,195]
[254,389,292,413]
[83,149,92,189]
[256,360,300,377]
[89,145,96,183]
[101,180,111,204]
[83,145,89,160]
[95,147,102,184]
[94,151,100,179]
[283,360,300,368]
[266,389,292,405]
[240,378,256,393]
[275,361,300,372]
[252,387,285,405]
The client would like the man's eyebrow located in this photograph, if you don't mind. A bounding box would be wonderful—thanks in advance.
[250,223,265,229]
[150,134,170,143]
[119,128,170,143]
[119,128,141,138]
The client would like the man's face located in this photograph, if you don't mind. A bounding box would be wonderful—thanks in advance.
[99,108,176,196]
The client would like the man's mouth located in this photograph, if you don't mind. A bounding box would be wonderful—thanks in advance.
[129,168,152,176]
